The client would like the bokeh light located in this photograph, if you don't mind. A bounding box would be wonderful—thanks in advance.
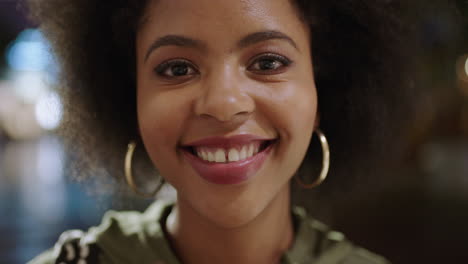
[9,71,48,104]
[34,91,63,131]
[6,29,55,72]
[0,28,62,137]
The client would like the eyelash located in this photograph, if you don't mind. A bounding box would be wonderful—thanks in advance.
[154,59,198,78]
[247,53,293,74]
[153,53,293,79]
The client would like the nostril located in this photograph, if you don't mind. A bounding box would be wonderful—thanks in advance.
[194,91,255,123]
[236,110,252,116]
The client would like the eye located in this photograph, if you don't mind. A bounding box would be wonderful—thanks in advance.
[247,53,293,74]
[154,59,198,78]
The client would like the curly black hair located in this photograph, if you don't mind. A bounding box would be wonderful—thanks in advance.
[26,0,418,198]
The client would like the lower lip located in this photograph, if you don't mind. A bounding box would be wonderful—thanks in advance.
[182,142,274,185]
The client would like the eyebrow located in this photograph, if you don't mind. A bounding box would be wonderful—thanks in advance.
[144,35,205,62]
[237,30,298,51]
[144,30,298,62]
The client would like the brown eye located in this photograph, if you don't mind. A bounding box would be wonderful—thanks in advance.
[253,59,282,71]
[248,53,292,74]
[155,59,198,78]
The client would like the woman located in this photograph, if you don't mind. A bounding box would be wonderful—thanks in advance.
[28,0,411,263]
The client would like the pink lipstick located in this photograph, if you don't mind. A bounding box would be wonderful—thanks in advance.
[181,135,275,185]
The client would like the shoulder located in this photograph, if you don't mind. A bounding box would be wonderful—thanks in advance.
[289,206,391,264]
[27,230,102,264]
[337,247,391,264]
[28,201,174,264]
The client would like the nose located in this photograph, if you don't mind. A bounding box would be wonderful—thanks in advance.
[194,67,255,123]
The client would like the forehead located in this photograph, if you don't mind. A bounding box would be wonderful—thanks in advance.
[137,0,308,50]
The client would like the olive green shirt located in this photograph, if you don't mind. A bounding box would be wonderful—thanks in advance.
[29,201,390,264]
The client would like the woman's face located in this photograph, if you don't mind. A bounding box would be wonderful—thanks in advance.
[136,0,317,227]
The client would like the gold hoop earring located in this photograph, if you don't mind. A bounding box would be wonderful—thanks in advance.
[125,141,165,198]
[295,129,330,189]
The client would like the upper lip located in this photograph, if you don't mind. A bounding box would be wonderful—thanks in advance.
[182,134,276,149]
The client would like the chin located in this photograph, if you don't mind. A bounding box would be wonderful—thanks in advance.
[201,200,270,229]
[182,180,290,230]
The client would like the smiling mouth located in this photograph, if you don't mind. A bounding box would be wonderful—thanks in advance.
[183,140,275,163]
[181,138,276,185]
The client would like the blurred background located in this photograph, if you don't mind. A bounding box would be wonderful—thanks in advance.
[0,1,155,263]
[0,0,467,263]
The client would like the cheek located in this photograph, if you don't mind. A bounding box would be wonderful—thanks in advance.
[137,86,191,162]
[264,81,317,139]
[283,84,317,180]
[266,80,317,172]
[294,86,317,135]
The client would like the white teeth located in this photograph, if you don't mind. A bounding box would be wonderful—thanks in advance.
[247,144,254,157]
[201,150,208,161]
[214,149,226,162]
[239,146,247,160]
[207,151,215,162]
[195,142,264,163]
[228,148,240,162]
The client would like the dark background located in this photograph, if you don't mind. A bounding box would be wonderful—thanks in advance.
[0,1,467,263]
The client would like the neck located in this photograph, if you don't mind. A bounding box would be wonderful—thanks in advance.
[166,185,293,264]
